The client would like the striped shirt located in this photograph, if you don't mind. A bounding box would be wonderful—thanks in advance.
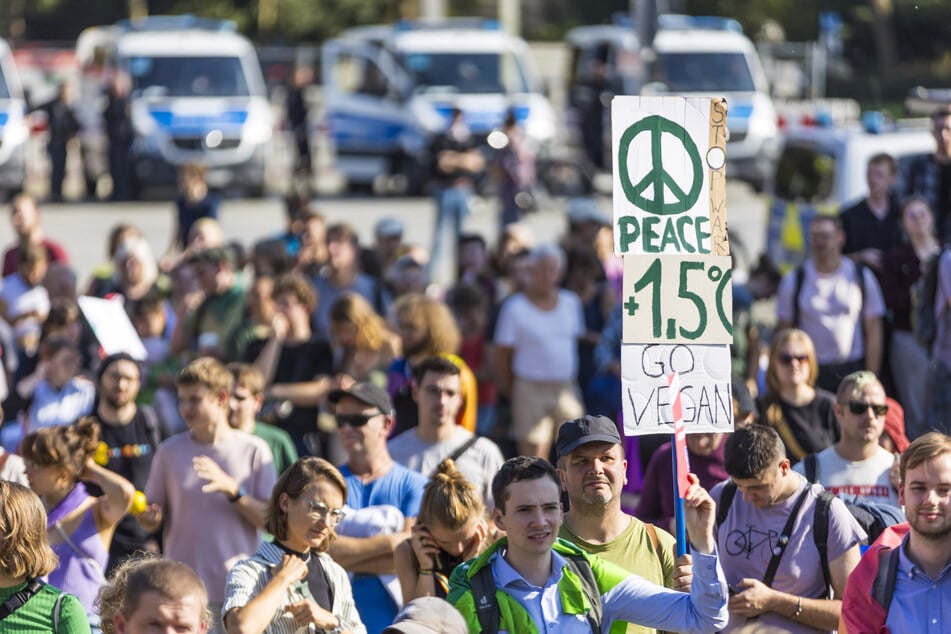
[222,542,365,634]
[0,580,89,633]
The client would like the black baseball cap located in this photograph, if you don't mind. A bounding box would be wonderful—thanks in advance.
[328,382,393,414]
[556,415,622,458]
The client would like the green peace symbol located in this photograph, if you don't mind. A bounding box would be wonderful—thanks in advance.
[617,115,703,216]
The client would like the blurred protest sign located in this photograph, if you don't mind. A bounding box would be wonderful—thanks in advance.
[78,296,147,360]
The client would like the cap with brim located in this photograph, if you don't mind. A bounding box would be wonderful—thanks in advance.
[375,217,404,238]
[566,198,610,225]
[556,415,622,458]
[327,382,393,414]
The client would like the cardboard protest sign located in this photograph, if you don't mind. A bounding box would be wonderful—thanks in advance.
[622,254,733,344]
[620,343,732,436]
[78,296,148,361]
[612,95,729,256]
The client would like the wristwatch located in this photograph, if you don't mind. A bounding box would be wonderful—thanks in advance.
[228,485,247,503]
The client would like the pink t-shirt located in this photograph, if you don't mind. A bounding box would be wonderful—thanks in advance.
[145,429,276,603]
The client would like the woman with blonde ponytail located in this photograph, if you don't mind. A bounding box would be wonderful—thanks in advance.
[22,417,135,629]
[394,458,495,603]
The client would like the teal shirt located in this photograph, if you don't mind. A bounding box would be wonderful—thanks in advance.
[0,580,90,634]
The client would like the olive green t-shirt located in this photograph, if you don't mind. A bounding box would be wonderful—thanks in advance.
[0,580,90,634]
[560,517,677,634]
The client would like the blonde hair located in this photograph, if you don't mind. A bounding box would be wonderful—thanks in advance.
[419,459,484,530]
[0,481,59,579]
[21,418,101,481]
[329,292,391,351]
[177,356,233,395]
[391,294,460,356]
[766,328,819,397]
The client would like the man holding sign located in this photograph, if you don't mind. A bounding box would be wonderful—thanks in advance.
[556,415,692,634]
[448,456,728,633]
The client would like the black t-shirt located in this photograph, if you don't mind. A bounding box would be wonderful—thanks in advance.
[245,337,333,443]
[840,197,903,257]
[758,389,839,464]
[89,407,161,569]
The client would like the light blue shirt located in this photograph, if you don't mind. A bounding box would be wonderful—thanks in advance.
[489,546,728,634]
[885,538,951,633]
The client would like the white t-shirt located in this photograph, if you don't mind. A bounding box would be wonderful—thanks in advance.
[494,290,584,382]
[793,445,899,506]
[0,272,50,339]
[776,259,885,364]
[388,425,504,507]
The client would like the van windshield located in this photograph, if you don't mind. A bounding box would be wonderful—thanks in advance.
[401,51,530,94]
[656,52,755,92]
[125,56,251,97]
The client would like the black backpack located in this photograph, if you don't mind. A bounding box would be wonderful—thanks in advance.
[912,249,945,350]
[716,480,901,598]
[469,551,601,634]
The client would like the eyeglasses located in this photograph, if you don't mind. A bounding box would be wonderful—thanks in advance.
[847,401,889,417]
[335,412,381,428]
[303,499,346,525]
[777,353,809,365]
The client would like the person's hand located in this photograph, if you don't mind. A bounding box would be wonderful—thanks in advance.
[683,473,716,553]
[856,248,883,271]
[335,373,356,390]
[136,503,163,532]
[410,523,440,570]
[672,553,693,592]
[270,312,290,341]
[728,578,776,618]
[273,554,308,586]
[193,456,238,497]
[284,599,339,631]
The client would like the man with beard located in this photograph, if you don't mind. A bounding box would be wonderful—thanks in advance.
[840,432,951,631]
[555,415,690,634]
[88,352,168,571]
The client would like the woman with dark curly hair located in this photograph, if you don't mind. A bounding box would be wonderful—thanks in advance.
[223,457,364,634]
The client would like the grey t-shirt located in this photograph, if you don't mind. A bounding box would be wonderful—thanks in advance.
[712,474,866,633]
[387,426,504,508]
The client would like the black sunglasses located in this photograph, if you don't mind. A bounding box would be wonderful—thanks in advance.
[777,353,809,365]
[847,401,889,417]
[336,412,382,427]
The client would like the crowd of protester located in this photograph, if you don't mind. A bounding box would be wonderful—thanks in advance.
[3,107,951,634]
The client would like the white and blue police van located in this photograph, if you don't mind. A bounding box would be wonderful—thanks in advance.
[322,18,556,194]
[83,16,273,196]
[566,14,780,191]
[0,38,29,195]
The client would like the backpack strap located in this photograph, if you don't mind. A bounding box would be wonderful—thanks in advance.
[565,553,602,632]
[52,592,66,632]
[470,564,501,634]
[803,454,818,483]
[793,264,805,327]
[139,404,165,447]
[813,490,834,598]
[872,546,901,616]
[716,481,737,537]
[0,578,44,621]
[644,522,666,576]
[441,436,479,474]
[762,485,812,588]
